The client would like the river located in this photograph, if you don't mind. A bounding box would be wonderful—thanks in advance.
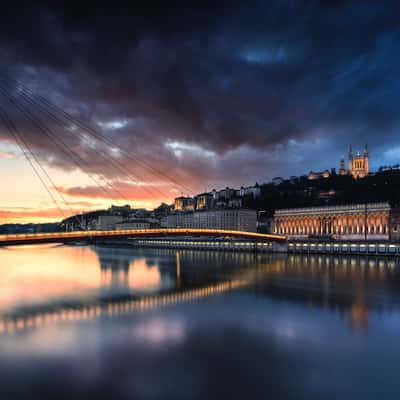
[0,244,400,399]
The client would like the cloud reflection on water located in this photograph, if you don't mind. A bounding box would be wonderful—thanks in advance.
[1,246,400,399]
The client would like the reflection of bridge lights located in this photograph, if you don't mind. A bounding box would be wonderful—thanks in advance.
[0,280,250,337]
[0,260,295,337]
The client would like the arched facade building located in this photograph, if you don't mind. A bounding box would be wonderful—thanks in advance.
[274,202,391,240]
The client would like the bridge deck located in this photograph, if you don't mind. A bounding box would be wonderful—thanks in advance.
[0,228,286,246]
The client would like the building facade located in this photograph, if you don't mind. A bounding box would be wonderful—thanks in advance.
[212,187,237,201]
[94,215,124,231]
[307,169,331,180]
[238,185,261,198]
[274,202,391,240]
[389,209,400,241]
[115,219,152,230]
[162,209,257,232]
[108,205,132,214]
[174,196,194,211]
[195,193,213,210]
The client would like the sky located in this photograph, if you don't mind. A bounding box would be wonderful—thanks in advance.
[1,0,400,222]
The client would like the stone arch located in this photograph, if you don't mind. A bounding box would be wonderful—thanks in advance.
[369,214,375,234]
[382,213,387,234]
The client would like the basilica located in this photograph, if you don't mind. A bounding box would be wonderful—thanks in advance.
[308,145,369,180]
[341,145,369,178]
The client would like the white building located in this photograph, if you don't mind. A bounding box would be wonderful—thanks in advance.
[93,215,123,230]
[115,219,151,230]
[239,185,261,198]
[211,187,237,201]
[162,209,257,232]
[109,205,132,214]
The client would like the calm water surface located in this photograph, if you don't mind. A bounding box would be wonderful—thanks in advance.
[1,244,400,399]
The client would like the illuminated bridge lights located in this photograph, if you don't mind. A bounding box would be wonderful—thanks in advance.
[0,228,286,246]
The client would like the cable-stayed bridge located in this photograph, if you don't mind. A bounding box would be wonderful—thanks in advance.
[0,77,287,244]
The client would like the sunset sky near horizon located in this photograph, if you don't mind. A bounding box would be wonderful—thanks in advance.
[1,1,400,223]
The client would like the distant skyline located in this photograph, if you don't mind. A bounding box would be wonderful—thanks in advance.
[1,1,400,222]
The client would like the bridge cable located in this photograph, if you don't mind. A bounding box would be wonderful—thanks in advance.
[5,86,171,201]
[0,103,87,229]
[0,86,129,203]
[0,81,176,201]
[0,85,123,200]
[16,90,171,201]
[0,105,71,224]
[0,76,195,196]
[14,86,179,200]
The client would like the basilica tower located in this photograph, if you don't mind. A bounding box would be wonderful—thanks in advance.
[349,145,369,178]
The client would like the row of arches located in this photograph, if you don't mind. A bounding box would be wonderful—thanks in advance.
[275,213,388,236]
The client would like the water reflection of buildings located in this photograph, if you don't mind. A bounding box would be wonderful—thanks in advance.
[94,245,278,291]
[94,246,169,291]
[256,255,400,331]
[97,247,130,288]
[93,247,400,325]
[2,249,400,335]
[0,249,286,335]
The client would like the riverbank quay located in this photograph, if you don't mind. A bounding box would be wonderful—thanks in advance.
[91,236,287,252]
[91,236,400,256]
[288,240,400,256]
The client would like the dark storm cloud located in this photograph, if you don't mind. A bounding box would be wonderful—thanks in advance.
[1,0,400,191]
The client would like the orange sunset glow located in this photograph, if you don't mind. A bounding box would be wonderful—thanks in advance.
[0,145,183,223]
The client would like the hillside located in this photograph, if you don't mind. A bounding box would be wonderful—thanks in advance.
[244,170,400,215]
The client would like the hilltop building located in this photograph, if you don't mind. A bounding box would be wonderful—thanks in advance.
[174,196,194,211]
[349,145,369,178]
[195,193,213,210]
[307,145,369,180]
[172,183,261,213]
[239,184,261,198]
[308,169,331,180]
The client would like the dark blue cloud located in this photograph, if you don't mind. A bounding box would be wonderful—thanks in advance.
[0,0,399,187]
